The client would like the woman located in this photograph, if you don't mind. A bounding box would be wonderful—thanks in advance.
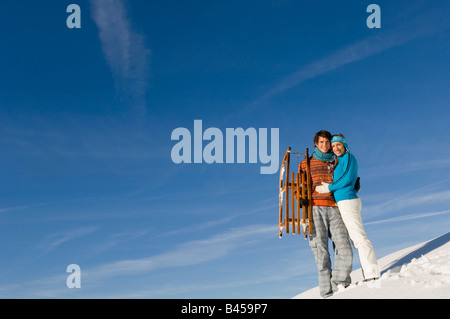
[316,134,380,281]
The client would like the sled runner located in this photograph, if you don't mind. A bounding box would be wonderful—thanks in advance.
[278,147,312,239]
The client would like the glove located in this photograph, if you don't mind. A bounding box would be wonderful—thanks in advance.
[315,182,330,194]
[299,198,309,207]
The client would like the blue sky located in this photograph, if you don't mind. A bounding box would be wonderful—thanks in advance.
[1,0,450,298]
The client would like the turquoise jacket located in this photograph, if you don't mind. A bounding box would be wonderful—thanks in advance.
[328,152,359,203]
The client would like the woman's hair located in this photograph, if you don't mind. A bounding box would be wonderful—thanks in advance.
[313,130,332,145]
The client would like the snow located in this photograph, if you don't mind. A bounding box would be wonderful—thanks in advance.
[293,232,450,299]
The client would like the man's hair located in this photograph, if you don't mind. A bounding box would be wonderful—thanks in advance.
[313,130,332,145]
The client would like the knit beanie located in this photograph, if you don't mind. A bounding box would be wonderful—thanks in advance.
[331,135,349,151]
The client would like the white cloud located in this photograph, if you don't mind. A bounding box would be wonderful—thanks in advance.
[89,0,151,116]
[363,179,450,219]
[0,202,45,214]
[366,209,450,226]
[86,224,274,278]
[38,226,98,255]
[243,2,450,112]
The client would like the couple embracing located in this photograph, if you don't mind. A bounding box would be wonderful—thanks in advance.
[299,130,380,298]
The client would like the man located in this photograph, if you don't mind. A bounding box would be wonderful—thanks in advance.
[299,130,353,298]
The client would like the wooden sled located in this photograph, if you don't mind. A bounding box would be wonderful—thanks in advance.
[278,147,312,239]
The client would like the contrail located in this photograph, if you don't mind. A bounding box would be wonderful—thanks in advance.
[241,2,450,114]
[90,0,151,117]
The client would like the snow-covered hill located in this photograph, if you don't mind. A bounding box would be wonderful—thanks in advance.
[294,232,450,299]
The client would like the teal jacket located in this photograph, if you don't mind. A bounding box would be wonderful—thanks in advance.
[328,152,359,203]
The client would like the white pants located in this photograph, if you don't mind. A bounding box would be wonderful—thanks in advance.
[337,198,380,280]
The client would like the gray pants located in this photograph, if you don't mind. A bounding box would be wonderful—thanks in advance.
[309,206,353,298]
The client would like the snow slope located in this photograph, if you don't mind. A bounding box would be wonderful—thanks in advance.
[294,232,450,299]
